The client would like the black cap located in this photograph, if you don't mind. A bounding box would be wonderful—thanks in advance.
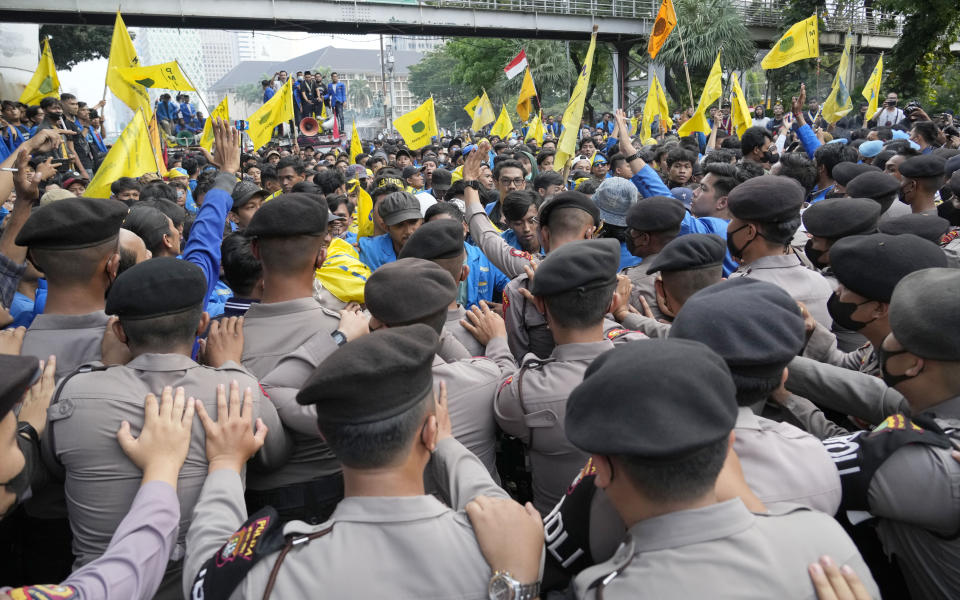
[231,181,266,211]
[365,258,457,325]
[296,324,438,423]
[16,198,127,249]
[728,175,804,222]
[670,278,805,378]
[398,219,464,261]
[537,191,600,228]
[898,154,946,179]
[395,148,413,159]
[878,213,951,243]
[105,256,207,320]
[830,233,948,302]
[832,162,881,187]
[801,197,881,238]
[529,239,619,297]
[0,355,41,421]
[845,171,900,200]
[944,154,960,179]
[402,165,420,179]
[565,339,737,458]
[625,196,685,232]
[644,233,726,274]
[378,191,422,226]
[245,193,328,237]
[890,268,960,360]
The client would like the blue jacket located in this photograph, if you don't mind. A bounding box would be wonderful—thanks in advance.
[326,82,346,105]
[205,280,233,319]
[357,233,397,271]
[596,121,615,134]
[619,241,643,270]
[156,101,180,122]
[263,86,276,103]
[464,243,510,309]
[796,123,821,159]
[182,176,232,304]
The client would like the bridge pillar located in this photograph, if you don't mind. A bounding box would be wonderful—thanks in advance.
[611,41,638,114]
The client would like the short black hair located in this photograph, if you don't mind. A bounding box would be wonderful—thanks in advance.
[702,149,737,166]
[756,216,802,246]
[326,194,349,213]
[730,371,784,407]
[140,198,186,228]
[120,306,203,354]
[314,168,346,194]
[533,170,564,194]
[911,120,940,145]
[260,165,279,184]
[813,143,855,178]
[193,171,218,203]
[502,189,541,222]
[277,156,305,174]
[616,435,728,503]
[39,97,60,111]
[221,233,262,296]
[139,182,179,204]
[775,153,817,194]
[182,157,199,177]
[702,163,739,197]
[493,159,526,180]
[111,177,141,195]
[543,281,616,329]
[122,206,172,255]
[666,148,697,168]
[536,151,555,169]
[425,202,464,222]
[740,126,774,156]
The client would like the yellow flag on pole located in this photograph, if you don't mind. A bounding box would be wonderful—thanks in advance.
[247,78,294,151]
[353,180,376,238]
[862,54,883,121]
[524,112,545,143]
[350,121,363,163]
[761,15,819,70]
[822,33,853,124]
[393,97,438,150]
[19,39,60,106]
[677,51,722,137]
[833,34,852,89]
[641,75,673,140]
[146,113,166,172]
[554,28,598,171]
[116,62,196,91]
[85,110,158,198]
[490,106,514,138]
[729,72,753,137]
[106,12,152,115]
[464,95,480,119]
[647,0,677,59]
[199,96,229,151]
[471,91,496,131]
[516,68,537,122]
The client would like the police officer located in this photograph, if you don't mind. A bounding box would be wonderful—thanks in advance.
[44,258,287,598]
[844,170,912,222]
[726,175,834,326]
[619,196,686,320]
[897,154,946,215]
[183,325,514,599]
[831,162,880,195]
[563,339,879,598]
[878,213,960,267]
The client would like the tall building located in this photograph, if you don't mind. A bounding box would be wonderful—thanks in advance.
[134,28,208,104]
[200,30,241,100]
[236,31,256,61]
[389,35,444,53]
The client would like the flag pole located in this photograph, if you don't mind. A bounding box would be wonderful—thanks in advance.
[176,60,211,122]
[674,25,696,109]
[140,109,162,173]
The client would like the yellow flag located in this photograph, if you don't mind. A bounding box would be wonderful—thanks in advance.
[464,95,480,119]
[146,113,165,173]
[516,68,537,122]
[247,78,294,151]
[862,54,883,121]
[393,97,438,150]
[199,96,229,152]
[647,0,677,59]
[471,91,496,131]
[678,51,722,137]
[641,75,673,140]
[730,72,753,137]
[630,116,639,136]
[822,77,853,125]
[833,34,852,89]
[490,106,514,138]
[524,112,545,143]
[761,15,819,70]
[106,13,152,115]
[554,29,598,171]
[85,110,157,198]
[354,181,375,237]
[19,39,60,106]
[350,121,363,164]
[116,62,195,91]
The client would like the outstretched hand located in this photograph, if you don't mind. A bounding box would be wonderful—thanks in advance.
[196,380,267,474]
[117,386,195,487]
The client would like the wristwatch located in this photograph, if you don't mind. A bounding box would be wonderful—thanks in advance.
[488,571,539,600]
[331,330,348,347]
[463,179,482,191]
[625,151,642,163]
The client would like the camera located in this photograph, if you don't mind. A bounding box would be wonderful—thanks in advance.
[903,101,921,116]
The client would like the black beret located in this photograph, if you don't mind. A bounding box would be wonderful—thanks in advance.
[898,154,946,179]
[0,355,40,421]
[529,239,619,297]
[245,193,327,237]
[625,196,685,232]
[398,219,464,261]
[945,154,960,179]
[16,197,128,249]
[832,162,881,187]
[830,233,948,302]
[231,181,266,211]
[378,191,422,226]
[644,233,726,274]
[365,258,457,325]
[727,175,804,222]
[878,213,951,243]
[890,268,960,360]
[566,339,737,458]
[845,171,900,200]
[670,278,805,377]
[801,197,881,238]
[296,324,438,423]
[106,256,207,320]
[537,191,600,228]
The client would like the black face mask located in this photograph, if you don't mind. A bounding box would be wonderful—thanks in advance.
[827,292,876,331]
[878,346,919,388]
[764,150,779,165]
[804,239,828,269]
[726,224,754,260]
[0,460,32,519]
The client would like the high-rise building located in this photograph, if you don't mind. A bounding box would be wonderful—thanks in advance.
[134,28,208,104]
[389,35,444,53]
[200,30,241,100]
[236,31,256,61]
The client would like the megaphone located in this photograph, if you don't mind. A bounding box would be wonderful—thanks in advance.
[321,117,336,132]
[299,117,320,136]
[176,130,197,147]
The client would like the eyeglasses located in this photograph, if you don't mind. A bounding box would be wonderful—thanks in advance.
[499,177,525,186]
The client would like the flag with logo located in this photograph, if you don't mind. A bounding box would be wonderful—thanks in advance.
[106,12,152,115]
[729,72,753,137]
[471,91,496,131]
[647,0,677,59]
[146,113,166,172]
[490,106,514,138]
[862,54,883,120]
[524,112,545,143]
[199,96,229,152]
[247,78,294,151]
[503,50,528,80]
[353,180,376,238]
[641,74,673,140]
[833,34,852,89]
[19,39,60,106]
[393,97,438,150]
[678,50,722,136]
[822,34,853,124]
[516,68,538,122]
[464,95,481,119]
[116,62,196,91]
[350,121,363,163]
[761,14,819,70]
[554,28,598,171]
[85,110,158,198]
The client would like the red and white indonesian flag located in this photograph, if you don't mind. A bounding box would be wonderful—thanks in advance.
[504,49,528,80]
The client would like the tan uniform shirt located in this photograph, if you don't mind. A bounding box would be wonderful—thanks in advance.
[21,311,110,379]
[621,255,665,321]
[730,252,833,327]
[465,200,542,279]
[312,278,348,312]
[444,305,485,357]
[803,321,879,376]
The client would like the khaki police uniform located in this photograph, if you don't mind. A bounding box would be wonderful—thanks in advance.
[621,259,665,321]
[444,305,485,357]
[804,321,879,375]
[730,252,833,326]
[21,312,110,379]
[465,200,542,279]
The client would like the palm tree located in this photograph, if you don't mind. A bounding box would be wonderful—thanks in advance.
[348,79,375,112]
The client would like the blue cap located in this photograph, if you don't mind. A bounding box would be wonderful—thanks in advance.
[592,177,637,227]
[671,186,694,208]
[859,139,884,158]
[891,129,911,141]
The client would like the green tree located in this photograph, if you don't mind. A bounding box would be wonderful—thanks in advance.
[40,24,122,71]
[348,78,375,111]
[234,75,270,106]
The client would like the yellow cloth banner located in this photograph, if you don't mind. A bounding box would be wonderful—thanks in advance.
[641,75,673,140]
[471,91,496,131]
[350,121,363,164]
[678,51,722,137]
[761,15,819,70]
[354,182,375,238]
[316,237,372,304]
[730,72,753,137]
[554,29,598,171]
[199,96,229,151]
[84,110,157,198]
[822,34,853,124]
[116,62,195,91]
[516,68,537,122]
[525,112,545,143]
[490,106,514,138]
[833,34,852,89]
[393,97,438,150]
[647,0,677,59]
[106,13,152,115]
[464,95,480,119]
[247,78,294,151]
[19,39,60,106]
[862,55,883,121]
[146,112,165,172]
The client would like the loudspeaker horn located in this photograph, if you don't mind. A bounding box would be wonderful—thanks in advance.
[299,117,320,136]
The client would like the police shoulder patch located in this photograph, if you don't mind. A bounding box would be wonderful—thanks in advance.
[8,585,78,599]
[605,328,636,340]
[509,248,533,260]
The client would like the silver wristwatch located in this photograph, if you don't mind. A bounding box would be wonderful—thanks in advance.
[488,571,540,600]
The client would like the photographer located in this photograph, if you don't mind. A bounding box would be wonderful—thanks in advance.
[875,92,905,127]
